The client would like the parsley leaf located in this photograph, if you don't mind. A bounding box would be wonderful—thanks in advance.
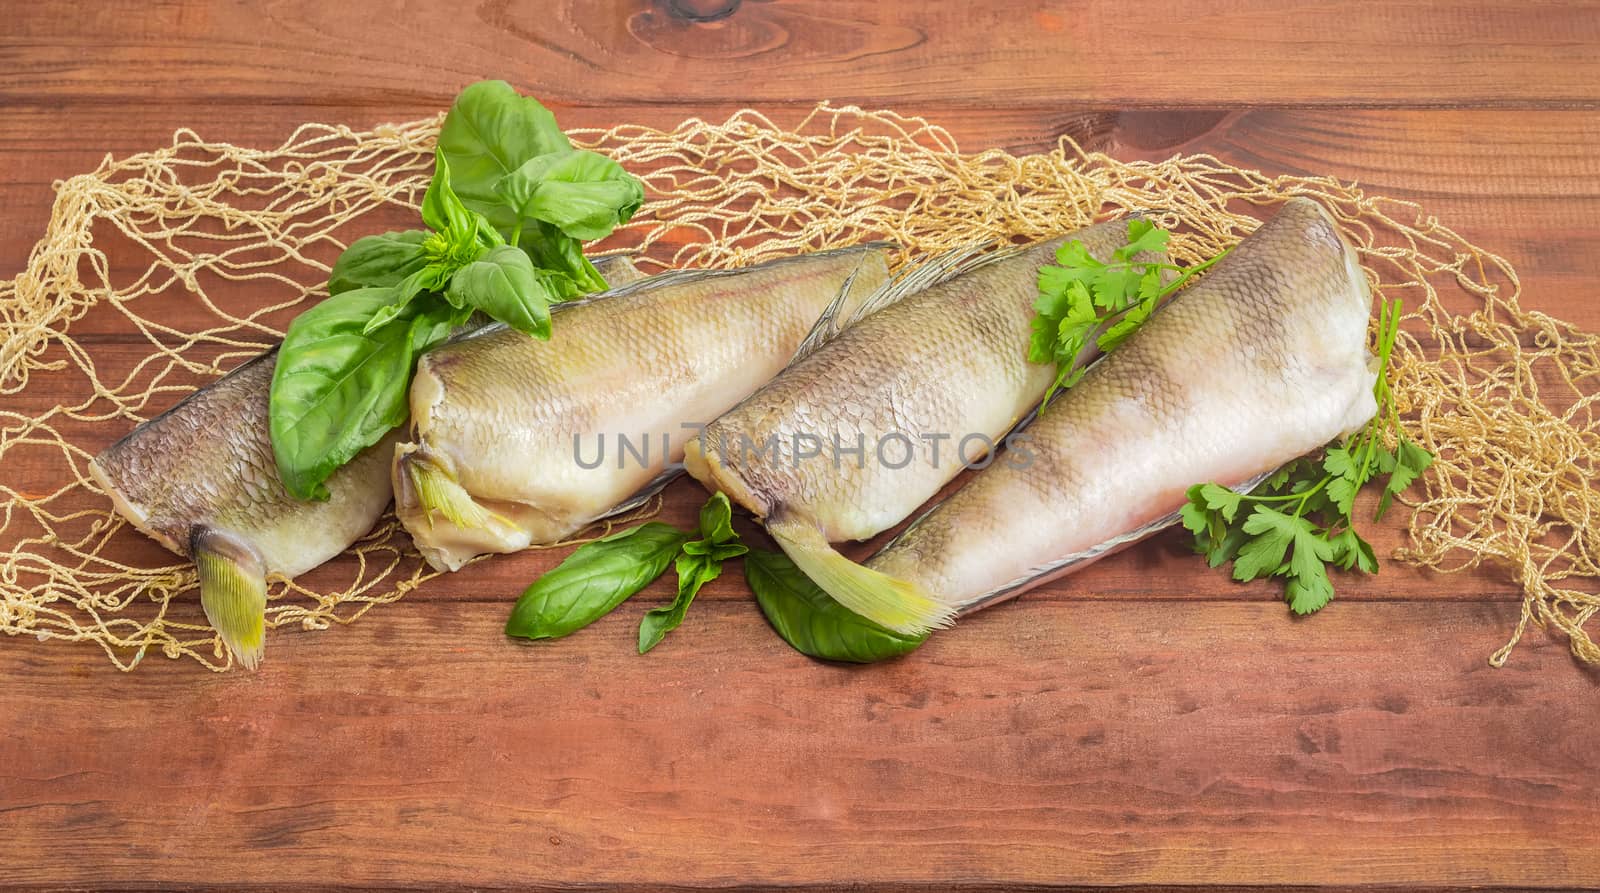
[1030,220,1231,412]
[1179,297,1434,617]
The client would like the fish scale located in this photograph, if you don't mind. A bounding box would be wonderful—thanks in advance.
[395,245,892,572]
[684,220,1162,634]
[89,254,648,669]
[866,198,1378,617]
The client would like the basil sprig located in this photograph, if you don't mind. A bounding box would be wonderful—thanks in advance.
[505,523,689,640]
[438,80,642,292]
[503,493,746,649]
[268,80,644,500]
[638,493,747,654]
[745,549,927,663]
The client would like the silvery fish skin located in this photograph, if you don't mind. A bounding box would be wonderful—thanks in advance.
[868,198,1377,616]
[89,350,398,670]
[88,255,646,668]
[395,245,891,572]
[682,221,1156,634]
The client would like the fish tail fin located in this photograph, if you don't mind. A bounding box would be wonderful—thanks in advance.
[766,514,957,636]
[393,443,530,572]
[396,445,511,533]
[190,526,267,671]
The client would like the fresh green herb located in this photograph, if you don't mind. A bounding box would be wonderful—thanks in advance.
[1180,298,1434,614]
[269,80,644,500]
[437,79,642,293]
[327,230,430,295]
[745,549,927,663]
[639,493,748,654]
[268,287,469,501]
[505,522,690,641]
[504,493,746,650]
[1029,219,1230,409]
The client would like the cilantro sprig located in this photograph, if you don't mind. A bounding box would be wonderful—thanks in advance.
[1029,219,1231,409]
[1180,298,1434,614]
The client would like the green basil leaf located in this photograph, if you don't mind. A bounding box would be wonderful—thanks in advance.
[361,262,456,334]
[638,553,721,654]
[745,549,927,663]
[695,491,738,543]
[494,149,645,242]
[518,223,607,293]
[437,80,572,230]
[412,301,475,355]
[506,522,689,640]
[447,244,577,338]
[420,149,476,239]
[329,231,429,295]
[269,287,450,500]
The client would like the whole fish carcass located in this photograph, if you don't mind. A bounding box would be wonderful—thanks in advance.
[683,221,1162,635]
[89,256,647,669]
[395,245,892,572]
[864,198,1377,621]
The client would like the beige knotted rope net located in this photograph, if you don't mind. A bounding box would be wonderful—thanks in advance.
[1,103,1595,671]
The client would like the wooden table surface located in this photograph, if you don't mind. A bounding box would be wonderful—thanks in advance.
[4,2,1600,890]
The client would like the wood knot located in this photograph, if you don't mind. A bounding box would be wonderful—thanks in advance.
[667,0,741,22]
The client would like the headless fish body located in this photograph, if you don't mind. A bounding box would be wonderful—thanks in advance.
[90,351,398,669]
[866,198,1377,620]
[683,221,1159,634]
[396,245,891,572]
[90,256,645,668]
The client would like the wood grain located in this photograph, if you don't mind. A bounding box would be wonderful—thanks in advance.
[3,600,1597,890]
[2,1,1598,108]
[5,106,1597,320]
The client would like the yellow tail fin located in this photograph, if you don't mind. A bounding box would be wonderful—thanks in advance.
[191,526,267,671]
[400,447,512,532]
[767,515,956,636]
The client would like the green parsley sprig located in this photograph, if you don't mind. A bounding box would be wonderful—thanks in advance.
[1029,219,1231,409]
[1179,298,1435,614]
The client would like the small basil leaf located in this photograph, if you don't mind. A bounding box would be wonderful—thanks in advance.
[437,80,572,230]
[361,262,455,334]
[269,288,449,501]
[517,222,608,293]
[412,301,475,356]
[494,149,645,242]
[745,549,928,663]
[506,522,690,641]
[694,491,739,544]
[447,245,577,338]
[421,149,476,239]
[636,492,748,653]
[638,554,721,654]
[329,231,429,295]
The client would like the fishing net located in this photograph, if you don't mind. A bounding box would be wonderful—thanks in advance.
[1,103,1594,671]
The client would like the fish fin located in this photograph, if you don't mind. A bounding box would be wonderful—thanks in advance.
[787,261,868,364]
[393,444,538,572]
[590,253,647,287]
[602,465,685,517]
[785,240,1002,366]
[841,240,1017,327]
[779,242,895,364]
[397,447,514,533]
[190,526,268,671]
[767,513,957,636]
